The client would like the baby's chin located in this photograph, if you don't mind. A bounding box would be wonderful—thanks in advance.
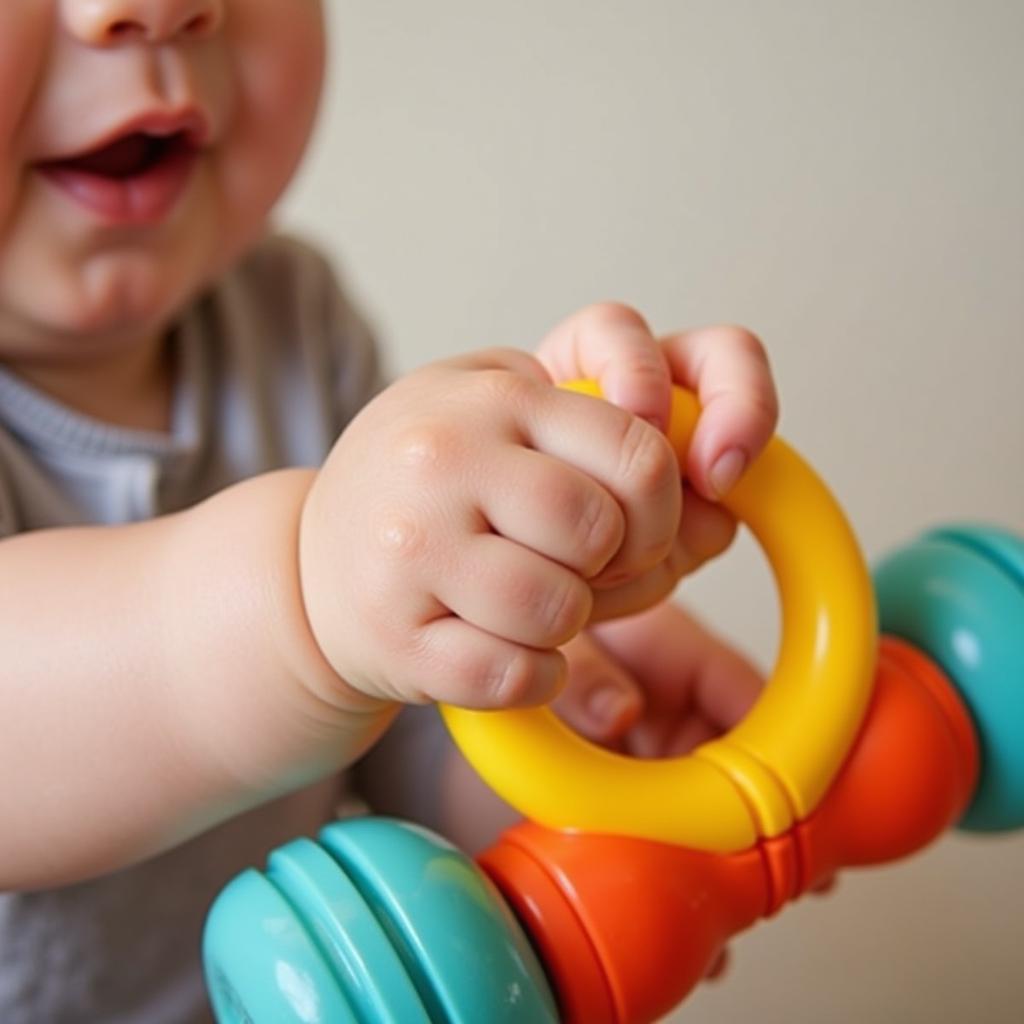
[0,197,266,360]
[0,269,200,359]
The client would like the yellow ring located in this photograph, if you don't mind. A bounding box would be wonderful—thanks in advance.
[441,382,877,852]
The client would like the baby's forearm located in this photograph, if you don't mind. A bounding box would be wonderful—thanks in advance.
[0,469,395,890]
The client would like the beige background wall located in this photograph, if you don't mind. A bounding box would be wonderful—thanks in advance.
[282,2,1023,1021]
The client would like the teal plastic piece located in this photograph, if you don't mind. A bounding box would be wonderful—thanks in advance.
[874,524,1024,832]
[319,818,559,1024]
[265,838,431,1022]
[203,865,361,1023]
[203,818,558,1023]
[930,524,1024,591]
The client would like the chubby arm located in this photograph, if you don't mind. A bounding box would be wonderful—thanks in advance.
[0,469,394,890]
[0,305,766,889]
[0,338,677,889]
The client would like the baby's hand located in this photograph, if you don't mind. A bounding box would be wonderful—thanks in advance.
[535,304,778,621]
[298,346,681,709]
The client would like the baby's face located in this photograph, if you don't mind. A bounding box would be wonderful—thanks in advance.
[0,1,325,362]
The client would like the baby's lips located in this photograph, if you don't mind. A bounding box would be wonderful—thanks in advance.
[37,105,212,166]
[37,144,199,226]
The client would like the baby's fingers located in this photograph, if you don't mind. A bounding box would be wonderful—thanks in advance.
[525,388,682,588]
[536,302,672,431]
[481,446,625,580]
[662,326,778,500]
[432,533,594,650]
[410,616,567,709]
[552,632,644,745]
[589,488,737,622]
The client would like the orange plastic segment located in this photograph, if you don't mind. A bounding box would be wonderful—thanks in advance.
[881,636,981,803]
[482,823,767,1024]
[479,637,981,1024]
[797,635,980,881]
[478,838,616,1024]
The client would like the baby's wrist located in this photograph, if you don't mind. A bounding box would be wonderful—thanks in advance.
[294,472,397,715]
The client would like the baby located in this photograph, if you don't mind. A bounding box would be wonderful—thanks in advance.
[0,3,777,1021]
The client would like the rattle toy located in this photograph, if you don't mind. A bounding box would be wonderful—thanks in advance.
[203,384,1023,1023]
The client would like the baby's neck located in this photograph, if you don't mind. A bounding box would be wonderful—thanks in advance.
[11,333,175,433]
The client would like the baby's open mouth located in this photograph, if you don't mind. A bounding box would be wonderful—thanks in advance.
[41,131,197,180]
[37,130,202,225]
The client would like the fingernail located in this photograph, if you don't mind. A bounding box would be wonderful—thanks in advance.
[709,448,747,498]
[586,684,631,729]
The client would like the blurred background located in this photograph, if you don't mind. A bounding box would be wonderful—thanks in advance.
[281,1,1023,1020]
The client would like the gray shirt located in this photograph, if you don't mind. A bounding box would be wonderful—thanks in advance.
[0,234,386,1023]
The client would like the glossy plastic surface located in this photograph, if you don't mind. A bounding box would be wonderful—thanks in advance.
[203,818,557,1024]
[318,818,557,1024]
[444,382,877,850]
[875,524,1024,830]
[204,860,365,1024]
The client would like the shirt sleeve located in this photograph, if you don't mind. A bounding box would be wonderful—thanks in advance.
[260,233,390,434]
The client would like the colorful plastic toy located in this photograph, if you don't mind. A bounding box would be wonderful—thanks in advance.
[203,383,1023,1024]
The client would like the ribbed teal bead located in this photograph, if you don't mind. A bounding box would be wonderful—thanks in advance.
[874,524,1024,831]
[203,817,558,1023]
[318,818,558,1024]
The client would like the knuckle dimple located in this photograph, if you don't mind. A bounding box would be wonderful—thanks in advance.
[374,510,428,561]
[393,421,459,478]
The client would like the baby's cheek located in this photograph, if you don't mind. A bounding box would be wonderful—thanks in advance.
[209,116,311,268]
[214,6,326,248]
[0,174,18,238]
[0,6,49,167]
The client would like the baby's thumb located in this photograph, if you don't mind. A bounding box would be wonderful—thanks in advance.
[553,633,644,745]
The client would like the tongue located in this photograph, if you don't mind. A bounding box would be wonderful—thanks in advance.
[64,133,158,178]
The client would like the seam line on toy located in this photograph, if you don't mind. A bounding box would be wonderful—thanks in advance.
[755,841,781,917]
[694,740,799,839]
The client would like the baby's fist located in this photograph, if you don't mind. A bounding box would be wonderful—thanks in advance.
[298,348,680,712]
